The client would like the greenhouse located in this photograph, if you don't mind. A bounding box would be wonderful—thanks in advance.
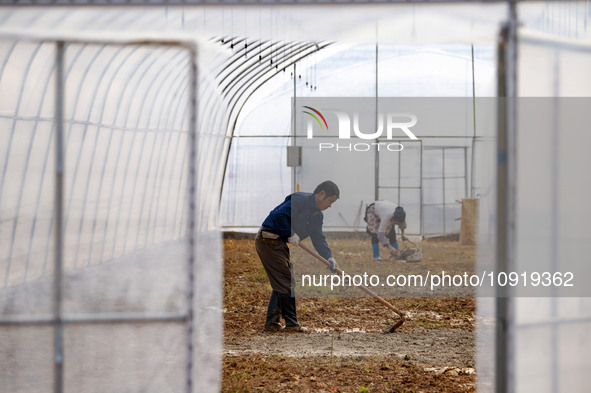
[1,1,590,392]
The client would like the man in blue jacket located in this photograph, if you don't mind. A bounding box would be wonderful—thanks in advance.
[255,180,339,332]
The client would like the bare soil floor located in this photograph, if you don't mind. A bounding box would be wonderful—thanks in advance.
[223,234,477,393]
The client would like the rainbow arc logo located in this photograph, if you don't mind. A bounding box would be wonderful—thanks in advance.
[302,106,328,130]
[301,104,418,141]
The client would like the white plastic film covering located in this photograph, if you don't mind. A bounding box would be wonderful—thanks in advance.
[0,5,508,45]
[508,30,591,392]
[472,2,591,390]
[224,42,498,233]
[1,2,590,393]
[0,38,227,392]
[0,7,504,236]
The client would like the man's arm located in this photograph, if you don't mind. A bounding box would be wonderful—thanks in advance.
[398,222,408,241]
[377,212,393,246]
[309,214,333,260]
[262,195,293,241]
[270,196,292,242]
[275,211,292,242]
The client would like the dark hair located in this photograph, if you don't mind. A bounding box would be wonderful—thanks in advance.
[393,206,406,223]
[314,180,340,198]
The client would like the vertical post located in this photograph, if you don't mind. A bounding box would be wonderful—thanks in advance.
[496,29,509,393]
[550,43,561,393]
[464,147,469,198]
[186,45,198,393]
[374,42,379,201]
[497,1,518,390]
[419,141,423,238]
[442,148,446,234]
[470,43,477,198]
[292,62,297,193]
[397,143,401,206]
[54,40,65,393]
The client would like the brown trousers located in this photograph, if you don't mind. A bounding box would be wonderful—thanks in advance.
[255,231,294,295]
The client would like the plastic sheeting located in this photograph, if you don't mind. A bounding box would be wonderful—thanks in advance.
[222,43,498,234]
[509,30,591,392]
[0,37,226,392]
[476,9,591,393]
[2,2,591,393]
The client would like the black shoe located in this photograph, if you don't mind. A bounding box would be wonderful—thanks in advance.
[264,291,283,331]
[263,322,285,332]
[278,292,305,330]
[283,324,309,333]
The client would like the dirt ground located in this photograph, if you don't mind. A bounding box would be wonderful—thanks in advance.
[223,233,477,393]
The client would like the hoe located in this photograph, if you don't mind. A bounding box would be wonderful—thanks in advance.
[298,243,405,333]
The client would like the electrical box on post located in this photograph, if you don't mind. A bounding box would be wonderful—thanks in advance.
[287,146,301,167]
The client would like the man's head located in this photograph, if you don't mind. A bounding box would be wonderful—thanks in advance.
[392,206,406,225]
[314,180,340,211]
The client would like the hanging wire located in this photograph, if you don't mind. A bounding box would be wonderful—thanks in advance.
[315,47,318,91]
[311,49,314,91]
[310,48,314,91]
[283,15,287,73]
[311,47,315,91]
[231,8,234,50]
[276,9,280,69]
[290,17,294,79]
[269,8,273,68]
[309,60,313,90]
[305,45,308,88]
[277,14,282,70]
[244,8,248,58]
[298,43,302,82]
[313,48,317,91]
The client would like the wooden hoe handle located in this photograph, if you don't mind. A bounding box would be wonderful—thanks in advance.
[298,242,405,320]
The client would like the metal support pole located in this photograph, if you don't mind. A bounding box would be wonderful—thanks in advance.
[420,141,424,238]
[470,43,477,198]
[186,45,198,393]
[374,42,379,201]
[54,40,65,393]
[497,2,518,391]
[442,148,446,234]
[397,144,402,205]
[292,62,297,193]
[464,147,469,198]
[550,44,561,393]
[496,33,508,393]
